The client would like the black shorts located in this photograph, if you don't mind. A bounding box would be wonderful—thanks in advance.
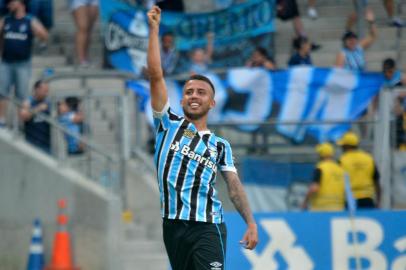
[163,219,227,270]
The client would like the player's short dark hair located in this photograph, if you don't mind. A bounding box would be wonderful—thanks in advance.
[383,58,396,70]
[185,74,215,96]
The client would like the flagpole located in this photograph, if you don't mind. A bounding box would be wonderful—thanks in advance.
[345,174,361,270]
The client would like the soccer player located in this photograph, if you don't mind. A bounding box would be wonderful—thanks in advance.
[147,6,258,270]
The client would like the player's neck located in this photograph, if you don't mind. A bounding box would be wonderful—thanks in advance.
[186,116,208,131]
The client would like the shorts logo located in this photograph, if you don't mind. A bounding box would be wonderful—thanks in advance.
[210,261,222,270]
[183,129,196,139]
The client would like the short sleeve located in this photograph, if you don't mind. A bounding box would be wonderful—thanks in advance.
[219,140,237,173]
[152,102,172,132]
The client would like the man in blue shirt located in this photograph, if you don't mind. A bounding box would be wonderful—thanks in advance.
[19,80,51,153]
[147,6,258,270]
[0,0,48,127]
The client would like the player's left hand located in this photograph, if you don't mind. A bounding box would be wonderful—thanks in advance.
[240,223,258,250]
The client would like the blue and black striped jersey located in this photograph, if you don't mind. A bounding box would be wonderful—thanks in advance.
[153,103,236,224]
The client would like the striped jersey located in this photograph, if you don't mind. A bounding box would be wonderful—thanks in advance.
[153,103,236,224]
[342,45,365,71]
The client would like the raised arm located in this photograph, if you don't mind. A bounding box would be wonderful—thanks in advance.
[147,6,168,112]
[222,170,258,250]
[359,9,377,49]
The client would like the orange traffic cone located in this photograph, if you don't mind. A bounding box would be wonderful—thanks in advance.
[45,199,80,270]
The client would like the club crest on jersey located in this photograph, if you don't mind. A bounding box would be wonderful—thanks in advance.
[208,146,217,159]
[183,129,196,139]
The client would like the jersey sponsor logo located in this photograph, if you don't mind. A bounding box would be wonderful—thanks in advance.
[170,141,218,172]
[210,261,222,270]
[4,32,28,41]
[183,129,196,139]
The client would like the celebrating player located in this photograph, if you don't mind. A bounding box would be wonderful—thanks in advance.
[147,5,258,270]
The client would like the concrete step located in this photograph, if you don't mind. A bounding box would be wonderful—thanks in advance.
[32,55,67,67]
[121,240,166,255]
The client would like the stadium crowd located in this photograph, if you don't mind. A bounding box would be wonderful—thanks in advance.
[0,0,405,194]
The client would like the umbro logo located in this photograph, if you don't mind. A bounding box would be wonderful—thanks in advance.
[210,261,222,270]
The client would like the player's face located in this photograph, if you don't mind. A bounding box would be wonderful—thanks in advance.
[181,80,215,120]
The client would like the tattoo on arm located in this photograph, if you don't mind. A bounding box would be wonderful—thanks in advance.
[222,171,255,225]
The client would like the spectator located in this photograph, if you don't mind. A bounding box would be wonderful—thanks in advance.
[382,0,403,26]
[69,0,99,68]
[335,9,377,72]
[0,0,48,127]
[276,0,320,50]
[382,58,406,88]
[288,36,312,66]
[337,131,381,208]
[382,58,406,150]
[160,32,179,75]
[58,97,84,155]
[302,143,345,211]
[245,47,275,70]
[307,0,317,20]
[28,0,53,30]
[19,80,51,153]
[188,32,214,74]
[347,0,403,28]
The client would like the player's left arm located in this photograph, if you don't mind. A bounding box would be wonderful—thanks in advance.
[222,170,258,250]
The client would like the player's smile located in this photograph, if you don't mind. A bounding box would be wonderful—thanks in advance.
[181,79,215,120]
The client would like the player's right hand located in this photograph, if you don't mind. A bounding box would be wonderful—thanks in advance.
[240,222,258,250]
[147,5,161,28]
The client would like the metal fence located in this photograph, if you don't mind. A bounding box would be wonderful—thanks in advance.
[3,70,141,207]
[126,85,396,210]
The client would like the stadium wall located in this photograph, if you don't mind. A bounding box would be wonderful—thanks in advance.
[0,129,122,270]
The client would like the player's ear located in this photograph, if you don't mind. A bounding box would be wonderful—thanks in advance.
[210,98,216,109]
